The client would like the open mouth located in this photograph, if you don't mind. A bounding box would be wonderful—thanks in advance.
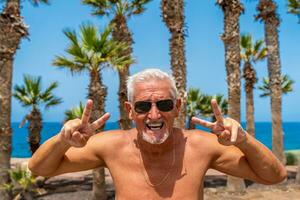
[146,121,164,131]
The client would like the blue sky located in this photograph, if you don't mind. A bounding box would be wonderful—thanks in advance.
[9,0,300,122]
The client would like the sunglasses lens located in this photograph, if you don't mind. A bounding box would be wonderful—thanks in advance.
[134,101,151,113]
[134,99,174,113]
[156,99,174,112]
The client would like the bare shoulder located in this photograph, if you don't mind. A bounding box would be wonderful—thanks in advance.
[88,129,129,147]
[85,129,131,157]
[183,129,221,155]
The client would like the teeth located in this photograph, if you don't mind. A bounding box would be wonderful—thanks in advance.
[146,122,164,130]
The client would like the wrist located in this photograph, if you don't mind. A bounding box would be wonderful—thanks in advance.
[56,134,72,150]
[235,126,248,147]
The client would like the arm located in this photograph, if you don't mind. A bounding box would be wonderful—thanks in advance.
[235,133,286,183]
[211,133,286,184]
[28,133,105,177]
[28,100,110,177]
[192,99,287,184]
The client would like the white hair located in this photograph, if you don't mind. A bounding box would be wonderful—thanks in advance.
[127,68,178,102]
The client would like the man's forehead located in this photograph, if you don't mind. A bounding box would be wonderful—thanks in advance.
[133,80,173,100]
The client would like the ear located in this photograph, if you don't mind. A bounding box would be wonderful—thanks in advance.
[174,98,182,117]
[125,101,134,120]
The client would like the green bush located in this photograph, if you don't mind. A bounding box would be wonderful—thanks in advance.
[0,165,38,199]
[285,152,298,165]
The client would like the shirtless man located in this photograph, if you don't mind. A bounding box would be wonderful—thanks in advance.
[29,68,287,199]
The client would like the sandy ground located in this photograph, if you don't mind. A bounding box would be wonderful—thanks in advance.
[11,158,300,200]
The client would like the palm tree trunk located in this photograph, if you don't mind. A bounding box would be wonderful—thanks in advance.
[218,0,245,192]
[243,62,256,137]
[117,69,132,129]
[111,17,133,130]
[161,0,187,129]
[245,89,255,137]
[188,116,195,130]
[88,70,107,200]
[256,0,286,164]
[0,59,13,200]
[0,1,28,199]
[27,108,43,154]
[296,164,300,184]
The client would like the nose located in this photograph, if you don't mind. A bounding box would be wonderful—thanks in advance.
[148,103,161,120]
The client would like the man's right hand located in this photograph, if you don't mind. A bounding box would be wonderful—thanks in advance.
[59,99,110,147]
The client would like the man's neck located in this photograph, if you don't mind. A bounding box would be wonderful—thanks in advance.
[135,129,176,157]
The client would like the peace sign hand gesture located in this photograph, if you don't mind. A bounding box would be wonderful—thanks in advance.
[59,99,110,147]
[191,99,247,146]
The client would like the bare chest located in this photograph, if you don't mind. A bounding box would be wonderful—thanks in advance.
[105,145,211,200]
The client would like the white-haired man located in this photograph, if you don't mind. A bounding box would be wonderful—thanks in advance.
[29,68,286,199]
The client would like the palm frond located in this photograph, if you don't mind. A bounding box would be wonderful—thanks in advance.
[29,0,49,6]
[258,75,294,97]
[53,56,87,72]
[81,23,98,51]
[64,102,85,122]
[54,22,133,78]
[82,0,113,16]
[281,75,295,94]
[39,82,58,100]
[13,75,62,111]
[13,85,32,107]
[187,88,202,117]
[287,0,300,23]
[130,0,152,15]
[288,0,300,14]
[240,33,266,66]
[45,98,63,109]
[240,34,252,62]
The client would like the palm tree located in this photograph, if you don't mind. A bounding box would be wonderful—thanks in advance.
[161,0,187,129]
[209,94,228,122]
[64,102,85,122]
[256,0,286,164]
[53,23,132,200]
[240,33,267,137]
[0,1,47,199]
[13,75,62,154]
[258,75,294,97]
[287,0,300,23]
[297,165,300,184]
[83,0,150,130]
[216,0,245,192]
[186,89,228,130]
[187,88,206,129]
[196,94,228,122]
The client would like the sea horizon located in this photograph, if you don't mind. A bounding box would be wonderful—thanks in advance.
[11,121,300,123]
[11,121,300,158]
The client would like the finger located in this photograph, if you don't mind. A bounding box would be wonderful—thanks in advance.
[231,124,239,142]
[211,99,224,124]
[220,129,231,141]
[64,126,72,141]
[90,113,111,132]
[72,131,86,147]
[81,99,93,126]
[191,117,215,129]
[60,126,67,140]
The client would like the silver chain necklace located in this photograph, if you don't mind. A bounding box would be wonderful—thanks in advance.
[136,133,176,187]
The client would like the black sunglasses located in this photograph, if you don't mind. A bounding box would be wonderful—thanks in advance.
[134,99,174,114]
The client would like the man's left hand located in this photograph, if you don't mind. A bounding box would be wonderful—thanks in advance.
[191,99,247,146]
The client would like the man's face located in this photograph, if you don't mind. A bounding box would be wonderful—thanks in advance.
[126,80,180,144]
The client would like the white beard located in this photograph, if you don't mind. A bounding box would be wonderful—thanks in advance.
[142,131,170,144]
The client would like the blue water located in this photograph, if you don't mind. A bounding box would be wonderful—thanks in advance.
[12,122,300,158]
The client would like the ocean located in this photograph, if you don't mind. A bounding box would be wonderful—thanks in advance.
[11,122,300,158]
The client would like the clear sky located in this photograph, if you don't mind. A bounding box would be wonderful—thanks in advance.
[9,0,300,123]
